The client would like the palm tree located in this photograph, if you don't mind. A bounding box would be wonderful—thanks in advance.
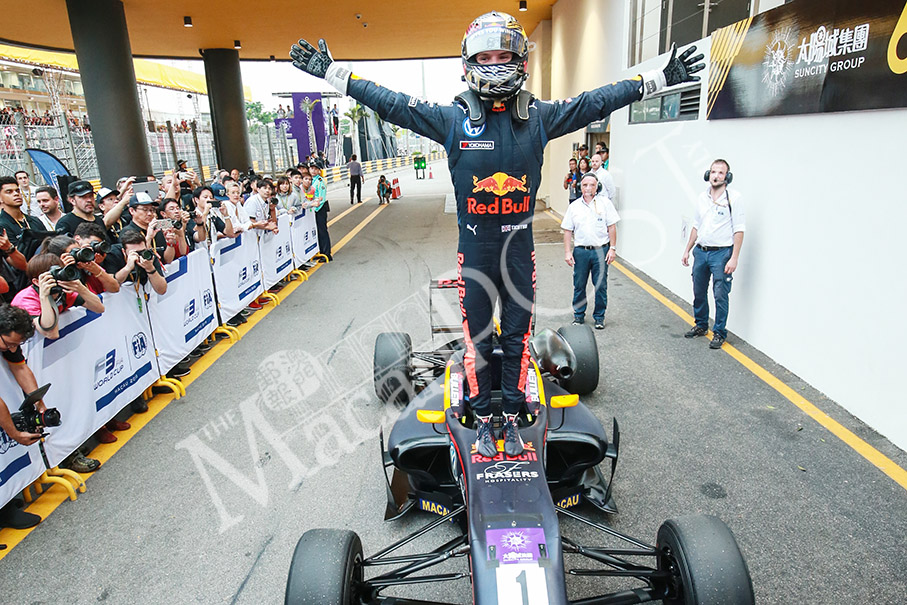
[344,103,368,159]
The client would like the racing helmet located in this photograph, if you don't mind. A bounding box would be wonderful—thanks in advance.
[461,12,530,100]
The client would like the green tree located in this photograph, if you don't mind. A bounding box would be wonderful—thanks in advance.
[246,101,276,133]
[344,103,368,159]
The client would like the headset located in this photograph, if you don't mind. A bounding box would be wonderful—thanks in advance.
[704,159,733,186]
[581,172,603,195]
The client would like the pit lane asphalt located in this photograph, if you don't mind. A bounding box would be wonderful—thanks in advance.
[2,164,905,604]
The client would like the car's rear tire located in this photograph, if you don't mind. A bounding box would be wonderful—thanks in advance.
[556,324,600,394]
[374,332,414,405]
[285,529,363,605]
[656,515,755,605]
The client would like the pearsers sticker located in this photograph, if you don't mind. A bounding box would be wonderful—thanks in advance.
[487,527,546,564]
[475,460,539,483]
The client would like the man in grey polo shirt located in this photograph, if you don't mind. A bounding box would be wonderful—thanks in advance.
[347,154,363,204]
[681,159,745,350]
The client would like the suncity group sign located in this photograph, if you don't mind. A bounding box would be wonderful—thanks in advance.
[707,0,907,119]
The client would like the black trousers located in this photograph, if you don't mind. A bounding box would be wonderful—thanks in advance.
[315,207,332,260]
[350,175,362,202]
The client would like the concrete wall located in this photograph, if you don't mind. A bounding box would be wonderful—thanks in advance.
[544,0,907,450]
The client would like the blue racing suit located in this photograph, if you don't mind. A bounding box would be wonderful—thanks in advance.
[347,77,642,415]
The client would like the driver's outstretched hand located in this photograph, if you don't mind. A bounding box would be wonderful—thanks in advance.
[290,38,334,79]
[663,44,705,86]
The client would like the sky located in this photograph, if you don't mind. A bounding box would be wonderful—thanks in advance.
[154,57,466,116]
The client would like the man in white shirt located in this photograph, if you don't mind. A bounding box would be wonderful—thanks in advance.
[681,159,745,349]
[35,186,64,230]
[15,171,40,218]
[241,178,278,233]
[561,173,620,330]
[590,153,615,201]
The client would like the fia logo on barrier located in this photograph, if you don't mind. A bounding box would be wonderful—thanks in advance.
[203,289,214,309]
[462,117,485,138]
[0,428,18,454]
[132,332,148,359]
[184,298,199,326]
[94,349,125,390]
[252,260,260,276]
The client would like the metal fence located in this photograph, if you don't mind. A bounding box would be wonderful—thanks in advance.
[0,115,296,188]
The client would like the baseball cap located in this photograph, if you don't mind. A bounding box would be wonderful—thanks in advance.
[210,183,229,201]
[68,180,93,197]
[128,191,156,207]
[176,159,187,167]
[96,187,117,202]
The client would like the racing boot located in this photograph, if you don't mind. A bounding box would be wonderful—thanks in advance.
[502,414,524,457]
[475,415,497,459]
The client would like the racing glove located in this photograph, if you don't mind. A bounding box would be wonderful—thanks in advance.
[639,44,705,99]
[290,38,352,95]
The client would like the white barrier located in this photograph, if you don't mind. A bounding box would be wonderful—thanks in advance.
[258,215,295,290]
[25,291,160,467]
[0,363,47,509]
[147,249,218,376]
[290,208,319,267]
[210,233,264,321]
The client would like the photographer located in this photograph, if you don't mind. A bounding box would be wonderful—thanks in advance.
[118,192,172,263]
[115,229,167,296]
[42,234,120,295]
[0,304,46,529]
[193,185,234,242]
[159,198,203,257]
[12,253,105,339]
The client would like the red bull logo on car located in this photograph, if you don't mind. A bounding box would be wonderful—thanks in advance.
[472,173,528,196]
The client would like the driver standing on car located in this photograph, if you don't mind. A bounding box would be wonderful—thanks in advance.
[291,13,703,459]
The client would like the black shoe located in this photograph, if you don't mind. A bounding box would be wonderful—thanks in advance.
[475,418,497,459]
[502,417,524,457]
[0,506,41,530]
[131,397,148,414]
[709,334,726,349]
[685,325,708,338]
[167,362,191,378]
[594,320,605,330]
[572,318,584,326]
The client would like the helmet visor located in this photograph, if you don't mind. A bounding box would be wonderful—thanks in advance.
[463,27,528,62]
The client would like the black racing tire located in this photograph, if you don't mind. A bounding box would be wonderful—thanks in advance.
[285,529,363,605]
[656,515,755,605]
[556,324,600,395]
[374,332,414,405]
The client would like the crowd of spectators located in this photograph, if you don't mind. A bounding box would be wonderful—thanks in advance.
[0,158,334,493]
[0,107,90,130]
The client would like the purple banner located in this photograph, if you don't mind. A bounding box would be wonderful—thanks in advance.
[274,93,326,161]
[486,527,546,565]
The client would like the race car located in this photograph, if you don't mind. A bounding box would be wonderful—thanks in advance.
[285,280,754,605]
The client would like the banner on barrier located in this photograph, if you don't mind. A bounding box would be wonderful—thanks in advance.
[0,363,48,509]
[290,208,319,267]
[258,215,295,290]
[25,291,160,467]
[147,249,218,375]
[210,233,264,321]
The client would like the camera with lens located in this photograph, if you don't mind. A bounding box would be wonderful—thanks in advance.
[91,240,111,255]
[10,385,60,437]
[11,402,61,436]
[49,264,83,282]
[268,197,278,206]
[210,199,222,208]
[70,247,96,263]
[137,249,155,261]
[171,219,183,230]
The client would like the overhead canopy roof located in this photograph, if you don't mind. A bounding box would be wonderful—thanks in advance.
[0,1,554,61]
[0,44,253,100]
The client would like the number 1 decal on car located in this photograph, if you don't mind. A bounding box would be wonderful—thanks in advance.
[495,564,548,605]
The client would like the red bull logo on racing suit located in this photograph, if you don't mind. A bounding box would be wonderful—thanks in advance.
[468,173,530,215]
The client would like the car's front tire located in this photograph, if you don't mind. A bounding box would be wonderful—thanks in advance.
[374,332,414,405]
[556,324,600,395]
[285,529,363,605]
[656,515,755,605]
